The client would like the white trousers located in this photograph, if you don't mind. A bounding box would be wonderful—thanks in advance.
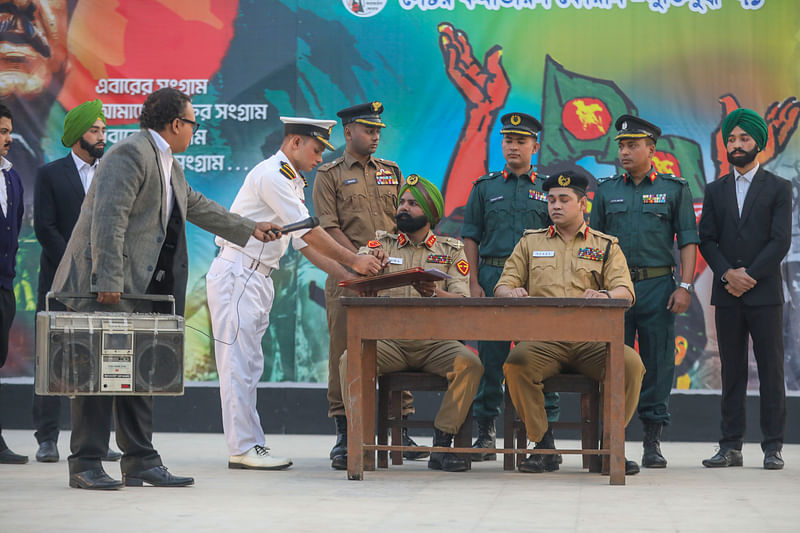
[206,255,274,456]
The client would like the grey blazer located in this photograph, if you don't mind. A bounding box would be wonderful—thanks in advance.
[52,130,254,314]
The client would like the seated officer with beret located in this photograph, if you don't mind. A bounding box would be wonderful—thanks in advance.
[496,171,645,475]
[339,174,484,472]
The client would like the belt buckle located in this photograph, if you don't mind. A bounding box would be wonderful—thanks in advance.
[629,266,639,281]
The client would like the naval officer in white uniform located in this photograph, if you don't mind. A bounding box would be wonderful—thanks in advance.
[206,117,383,470]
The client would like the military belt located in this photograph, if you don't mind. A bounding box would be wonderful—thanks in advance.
[629,266,672,282]
[482,256,509,268]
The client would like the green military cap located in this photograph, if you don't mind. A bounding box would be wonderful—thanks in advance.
[500,112,542,139]
[614,114,662,142]
[62,99,106,147]
[280,116,337,150]
[337,102,386,128]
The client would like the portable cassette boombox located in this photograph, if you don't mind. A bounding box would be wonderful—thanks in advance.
[35,293,185,396]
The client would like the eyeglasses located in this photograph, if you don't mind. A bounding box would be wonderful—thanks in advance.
[177,116,200,135]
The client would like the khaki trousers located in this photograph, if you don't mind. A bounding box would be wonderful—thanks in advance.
[340,339,483,434]
[503,341,645,443]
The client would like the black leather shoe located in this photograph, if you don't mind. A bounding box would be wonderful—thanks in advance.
[625,458,640,475]
[471,417,497,461]
[330,415,347,460]
[402,427,430,461]
[702,448,743,468]
[535,428,559,472]
[123,465,194,487]
[36,440,59,463]
[428,428,467,472]
[0,447,28,464]
[331,453,347,470]
[69,469,123,490]
[763,450,784,470]
[642,422,667,468]
[103,448,122,462]
[518,454,546,473]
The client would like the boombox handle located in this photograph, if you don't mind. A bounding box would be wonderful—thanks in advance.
[45,292,176,315]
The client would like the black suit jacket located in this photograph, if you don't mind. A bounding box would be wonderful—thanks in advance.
[698,166,791,307]
[33,153,85,309]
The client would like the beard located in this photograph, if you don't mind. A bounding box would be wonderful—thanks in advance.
[80,137,105,160]
[396,212,428,233]
[726,146,758,168]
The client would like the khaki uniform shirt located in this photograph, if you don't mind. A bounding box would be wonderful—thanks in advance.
[358,230,471,298]
[313,151,402,249]
[495,222,635,303]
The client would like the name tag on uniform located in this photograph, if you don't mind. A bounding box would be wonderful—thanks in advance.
[610,198,625,204]
[532,251,555,257]
[343,178,358,185]
[642,193,666,204]
[376,169,399,185]
[489,195,504,203]
[388,257,403,265]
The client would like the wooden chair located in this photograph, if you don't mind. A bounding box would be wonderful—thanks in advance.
[503,373,601,472]
[377,372,473,469]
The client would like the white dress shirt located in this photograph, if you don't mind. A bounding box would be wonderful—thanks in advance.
[734,162,758,216]
[147,129,174,216]
[0,156,11,217]
[70,150,98,193]
[215,150,310,270]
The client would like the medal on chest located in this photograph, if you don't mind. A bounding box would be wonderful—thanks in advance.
[375,168,398,186]
[426,254,453,265]
[529,189,547,202]
[577,247,605,262]
[642,193,666,204]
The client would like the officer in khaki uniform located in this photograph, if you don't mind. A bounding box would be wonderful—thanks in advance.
[497,171,645,475]
[461,111,560,462]
[591,115,698,469]
[340,175,483,472]
[312,102,424,468]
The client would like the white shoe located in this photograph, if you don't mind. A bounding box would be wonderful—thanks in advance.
[228,445,293,470]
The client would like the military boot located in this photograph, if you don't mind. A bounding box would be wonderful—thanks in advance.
[471,417,497,461]
[642,422,667,468]
[536,427,560,472]
[428,428,468,472]
[330,415,347,470]
[401,416,430,460]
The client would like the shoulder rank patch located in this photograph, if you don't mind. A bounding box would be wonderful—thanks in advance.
[375,168,399,186]
[398,233,407,246]
[577,247,605,262]
[279,161,296,181]
[425,234,437,248]
[529,189,547,202]
[455,259,470,276]
[642,193,666,204]
[427,254,453,265]
[367,240,382,248]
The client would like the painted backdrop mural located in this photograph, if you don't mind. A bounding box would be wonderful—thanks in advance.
[1,0,798,394]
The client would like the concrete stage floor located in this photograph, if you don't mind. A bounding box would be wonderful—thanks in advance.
[0,430,797,532]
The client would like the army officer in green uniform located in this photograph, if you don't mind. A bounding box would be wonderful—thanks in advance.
[340,174,483,472]
[590,115,698,471]
[461,112,559,466]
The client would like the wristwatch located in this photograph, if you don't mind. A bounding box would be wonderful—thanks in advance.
[679,282,694,294]
[721,275,729,286]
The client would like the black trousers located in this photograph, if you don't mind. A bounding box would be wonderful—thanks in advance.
[69,201,183,474]
[0,287,16,451]
[714,303,786,452]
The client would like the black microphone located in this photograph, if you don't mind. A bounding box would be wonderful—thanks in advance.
[272,216,320,234]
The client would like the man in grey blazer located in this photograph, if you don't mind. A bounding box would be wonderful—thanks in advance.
[51,88,281,490]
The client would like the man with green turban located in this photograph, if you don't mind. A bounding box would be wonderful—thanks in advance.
[339,174,484,472]
[31,99,118,464]
[700,108,791,470]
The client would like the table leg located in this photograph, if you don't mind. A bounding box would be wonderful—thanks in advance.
[362,339,377,472]
[347,334,364,480]
[607,340,625,485]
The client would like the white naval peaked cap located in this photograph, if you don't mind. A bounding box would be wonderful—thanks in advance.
[280,116,337,150]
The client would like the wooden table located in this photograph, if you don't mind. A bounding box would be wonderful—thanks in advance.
[342,297,631,485]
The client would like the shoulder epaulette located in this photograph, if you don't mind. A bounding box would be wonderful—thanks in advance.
[659,173,688,184]
[437,235,464,250]
[375,230,397,241]
[522,228,550,236]
[316,157,344,172]
[586,226,619,244]
[374,157,400,169]
[473,171,503,186]
[596,175,618,186]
